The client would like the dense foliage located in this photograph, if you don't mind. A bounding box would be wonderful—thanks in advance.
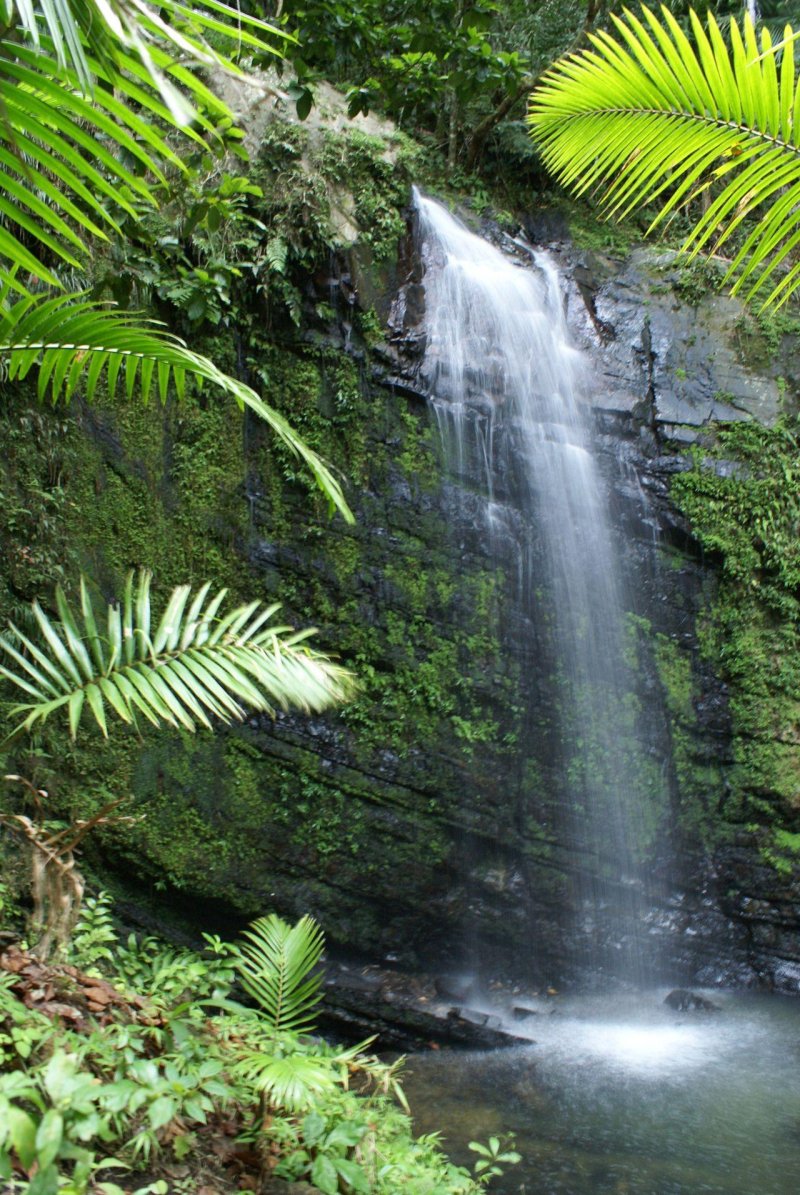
[0,899,512,1193]
[670,418,800,867]
[0,0,351,520]
[0,0,536,1189]
[6,0,800,1188]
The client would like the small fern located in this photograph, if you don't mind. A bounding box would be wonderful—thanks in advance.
[266,236,288,275]
[234,913,325,1038]
[68,891,117,973]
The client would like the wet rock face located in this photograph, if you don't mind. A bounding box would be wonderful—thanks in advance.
[115,215,800,999]
[565,248,785,435]
[372,223,800,993]
[549,241,800,992]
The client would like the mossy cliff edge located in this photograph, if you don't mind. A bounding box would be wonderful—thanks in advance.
[3,98,800,991]
[562,242,800,989]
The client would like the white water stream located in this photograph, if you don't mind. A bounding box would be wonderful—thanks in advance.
[409,194,800,1194]
[415,192,660,982]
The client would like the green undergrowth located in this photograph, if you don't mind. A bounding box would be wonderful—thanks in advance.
[671,417,800,863]
[0,896,510,1194]
[650,624,727,851]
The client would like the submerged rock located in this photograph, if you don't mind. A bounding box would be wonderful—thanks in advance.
[321,960,532,1050]
[664,988,721,1012]
[511,996,554,1021]
[433,974,476,1003]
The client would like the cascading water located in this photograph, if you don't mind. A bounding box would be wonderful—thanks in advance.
[414,190,665,984]
[406,193,800,1195]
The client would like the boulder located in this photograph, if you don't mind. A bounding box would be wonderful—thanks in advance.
[664,988,721,1012]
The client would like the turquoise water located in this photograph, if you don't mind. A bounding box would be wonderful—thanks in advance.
[403,991,800,1194]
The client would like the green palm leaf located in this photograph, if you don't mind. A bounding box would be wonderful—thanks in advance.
[528,5,800,308]
[233,1051,337,1112]
[0,39,218,290]
[0,0,289,288]
[235,913,326,1037]
[3,0,289,121]
[0,4,347,518]
[0,294,354,521]
[0,572,356,741]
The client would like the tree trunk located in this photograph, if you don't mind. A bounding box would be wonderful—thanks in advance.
[464,79,534,173]
[447,89,460,171]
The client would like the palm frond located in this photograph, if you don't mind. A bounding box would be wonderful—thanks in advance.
[0,32,231,290]
[0,294,354,521]
[233,1051,337,1113]
[0,0,288,288]
[0,572,356,741]
[234,913,326,1037]
[528,4,800,308]
[4,0,289,120]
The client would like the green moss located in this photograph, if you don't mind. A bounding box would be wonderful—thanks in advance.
[653,633,694,722]
[672,257,725,305]
[670,418,800,859]
[762,827,800,874]
[0,398,80,624]
[0,110,525,937]
[734,309,800,368]
[651,630,726,846]
[562,202,639,258]
[60,386,249,595]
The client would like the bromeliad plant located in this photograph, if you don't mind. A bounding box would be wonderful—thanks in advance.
[528,5,800,310]
[0,571,355,957]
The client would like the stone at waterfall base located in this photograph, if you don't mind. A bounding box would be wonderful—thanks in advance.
[664,988,721,1012]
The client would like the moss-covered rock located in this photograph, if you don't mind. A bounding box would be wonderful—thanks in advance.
[6,120,800,996]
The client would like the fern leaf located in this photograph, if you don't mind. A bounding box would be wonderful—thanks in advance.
[235,914,326,1037]
[0,295,354,522]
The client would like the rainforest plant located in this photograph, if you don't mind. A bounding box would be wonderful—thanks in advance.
[235,913,326,1041]
[528,4,800,309]
[0,903,501,1193]
[0,571,354,740]
[0,0,352,521]
[0,571,355,957]
[229,912,370,1114]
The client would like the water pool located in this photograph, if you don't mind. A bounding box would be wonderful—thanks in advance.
[403,990,800,1194]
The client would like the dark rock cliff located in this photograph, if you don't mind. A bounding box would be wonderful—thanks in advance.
[3,159,800,997]
[554,241,800,991]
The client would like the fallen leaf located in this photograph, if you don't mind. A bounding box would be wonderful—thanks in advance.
[83,986,113,1005]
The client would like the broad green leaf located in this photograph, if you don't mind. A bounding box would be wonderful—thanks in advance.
[334,1157,370,1192]
[311,1154,339,1195]
[7,1107,37,1169]
[34,1110,63,1171]
[147,1096,177,1130]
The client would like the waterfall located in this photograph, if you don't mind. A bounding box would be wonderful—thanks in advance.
[415,191,664,985]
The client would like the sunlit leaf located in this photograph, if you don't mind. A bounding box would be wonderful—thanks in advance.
[0,571,356,741]
[529,5,800,308]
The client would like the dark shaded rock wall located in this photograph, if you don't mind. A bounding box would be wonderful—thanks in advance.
[4,185,800,995]
[553,241,800,990]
